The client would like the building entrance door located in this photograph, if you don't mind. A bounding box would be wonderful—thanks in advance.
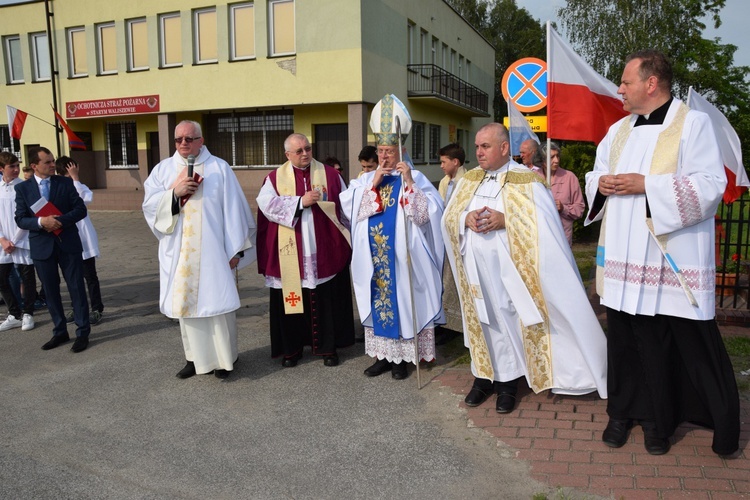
[314,123,348,180]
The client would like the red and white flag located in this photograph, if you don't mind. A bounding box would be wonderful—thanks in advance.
[547,24,628,144]
[687,87,749,204]
[53,109,86,151]
[6,105,28,140]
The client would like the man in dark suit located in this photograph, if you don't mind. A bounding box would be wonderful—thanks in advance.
[15,146,90,352]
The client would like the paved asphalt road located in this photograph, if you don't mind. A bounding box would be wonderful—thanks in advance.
[0,211,575,500]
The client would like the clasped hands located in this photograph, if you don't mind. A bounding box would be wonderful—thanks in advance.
[466,206,505,234]
[598,173,645,197]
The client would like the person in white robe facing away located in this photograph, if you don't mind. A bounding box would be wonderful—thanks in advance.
[584,50,739,456]
[143,120,256,380]
[441,123,607,415]
[340,94,445,381]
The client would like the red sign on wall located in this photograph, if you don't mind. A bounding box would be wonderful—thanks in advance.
[65,95,160,118]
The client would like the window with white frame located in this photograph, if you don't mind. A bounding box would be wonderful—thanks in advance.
[431,37,438,66]
[441,43,447,69]
[30,32,51,81]
[159,12,182,67]
[429,124,441,162]
[407,21,415,65]
[466,59,471,81]
[96,22,117,75]
[126,18,148,71]
[450,49,456,73]
[420,29,427,65]
[204,110,293,167]
[269,0,294,56]
[411,121,425,163]
[194,7,217,64]
[3,36,23,83]
[106,121,138,169]
[66,27,87,77]
[230,2,255,60]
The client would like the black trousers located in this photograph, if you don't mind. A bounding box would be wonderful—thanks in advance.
[80,257,103,313]
[0,263,36,317]
[605,308,740,455]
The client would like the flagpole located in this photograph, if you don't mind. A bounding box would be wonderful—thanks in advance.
[395,115,422,390]
[20,111,56,129]
[546,20,552,185]
[44,0,61,156]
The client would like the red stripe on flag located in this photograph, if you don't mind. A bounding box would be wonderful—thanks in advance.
[723,166,748,205]
[548,82,628,144]
[53,110,87,151]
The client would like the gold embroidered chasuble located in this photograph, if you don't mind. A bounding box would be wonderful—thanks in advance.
[173,165,204,317]
[444,167,554,391]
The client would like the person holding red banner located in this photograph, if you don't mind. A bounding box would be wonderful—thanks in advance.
[585,50,739,456]
[14,146,90,353]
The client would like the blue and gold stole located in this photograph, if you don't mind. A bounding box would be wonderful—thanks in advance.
[368,175,402,339]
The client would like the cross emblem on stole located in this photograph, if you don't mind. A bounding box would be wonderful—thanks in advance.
[285,291,302,307]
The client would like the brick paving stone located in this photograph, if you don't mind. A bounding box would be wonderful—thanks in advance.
[571,439,612,452]
[515,449,552,461]
[532,438,572,450]
[500,416,539,428]
[517,427,555,439]
[611,464,656,476]
[589,474,635,490]
[734,480,750,493]
[551,450,591,463]
[635,453,680,465]
[702,466,750,480]
[682,478,734,491]
[612,488,661,499]
[592,451,636,464]
[661,491,711,499]
[568,463,611,476]
[636,476,683,490]
[711,493,750,500]
[519,409,557,420]
[545,473,590,489]
[496,437,534,449]
[528,460,570,475]
[468,416,505,428]
[657,465,704,478]
[554,428,595,440]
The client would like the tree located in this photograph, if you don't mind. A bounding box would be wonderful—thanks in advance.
[446,0,547,122]
[558,0,750,169]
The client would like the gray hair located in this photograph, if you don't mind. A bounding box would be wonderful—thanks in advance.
[284,133,309,152]
[176,120,202,137]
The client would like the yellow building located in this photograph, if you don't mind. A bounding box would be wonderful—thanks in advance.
[1,0,494,207]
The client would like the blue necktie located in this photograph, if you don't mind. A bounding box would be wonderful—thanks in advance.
[40,178,50,199]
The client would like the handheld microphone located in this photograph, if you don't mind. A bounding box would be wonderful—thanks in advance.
[187,155,195,178]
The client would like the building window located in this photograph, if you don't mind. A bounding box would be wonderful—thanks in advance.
[458,55,464,80]
[106,121,138,169]
[441,43,448,69]
[407,21,415,65]
[269,0,294,56]
[0,127,21,157]
[159,12,182,67]
[194,7,217,64]
[450,49,456,73]
[204,109,293,167]
[466,59,471,81]
[420,29,427,64]
[411,121,425,163]
[66,27,87,77]
[96,22,117,75]
[126,18,148,71]
[431,37,438,66]
[230,2,255,60]
[3,35,24,83]
[429,124,441,162]
[30,32,51,81]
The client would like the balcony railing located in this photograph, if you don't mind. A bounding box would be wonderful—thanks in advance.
[407,64,489,116]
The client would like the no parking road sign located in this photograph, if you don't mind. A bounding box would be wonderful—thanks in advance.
[501,57,547,113]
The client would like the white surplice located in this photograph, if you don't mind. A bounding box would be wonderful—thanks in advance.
[442,162,607,396]
[340,167,444,363]
[143,147,256,373]
[71,180,99,260]
[0,178,30,265]
[584,99,725,320]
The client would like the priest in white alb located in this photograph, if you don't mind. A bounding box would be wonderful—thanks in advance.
[585,50,739,456]
[442,123,607,415]
[340,94,445,381]
[143,120,256,380]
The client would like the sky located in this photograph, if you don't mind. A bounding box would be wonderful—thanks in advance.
[518,0,750,69]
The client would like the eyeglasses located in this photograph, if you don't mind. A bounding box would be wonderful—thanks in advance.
[377,149,397,157]
[174,136,201,144]
[289,145,312,155]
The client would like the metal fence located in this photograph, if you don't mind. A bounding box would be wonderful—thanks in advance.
[715,194,750,309]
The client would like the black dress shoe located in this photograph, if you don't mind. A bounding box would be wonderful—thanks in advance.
[434,327,459,346]
[391,361,408,380]
[42,333,70,350]
[602,418,634,448]
[323,353,339,367]
[496,393,517,414]
[71,337,89,353]
[464,378,494,407]
[641,421,671,455]
[364,358,391,377]
[282,352,302,368]
[214,369,230,379]
[176,361,196,379]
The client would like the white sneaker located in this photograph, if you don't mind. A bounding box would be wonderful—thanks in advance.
[21,314,34,331]
[0,314,22,331]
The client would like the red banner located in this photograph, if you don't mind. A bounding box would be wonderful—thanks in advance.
[65,95,160,118]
